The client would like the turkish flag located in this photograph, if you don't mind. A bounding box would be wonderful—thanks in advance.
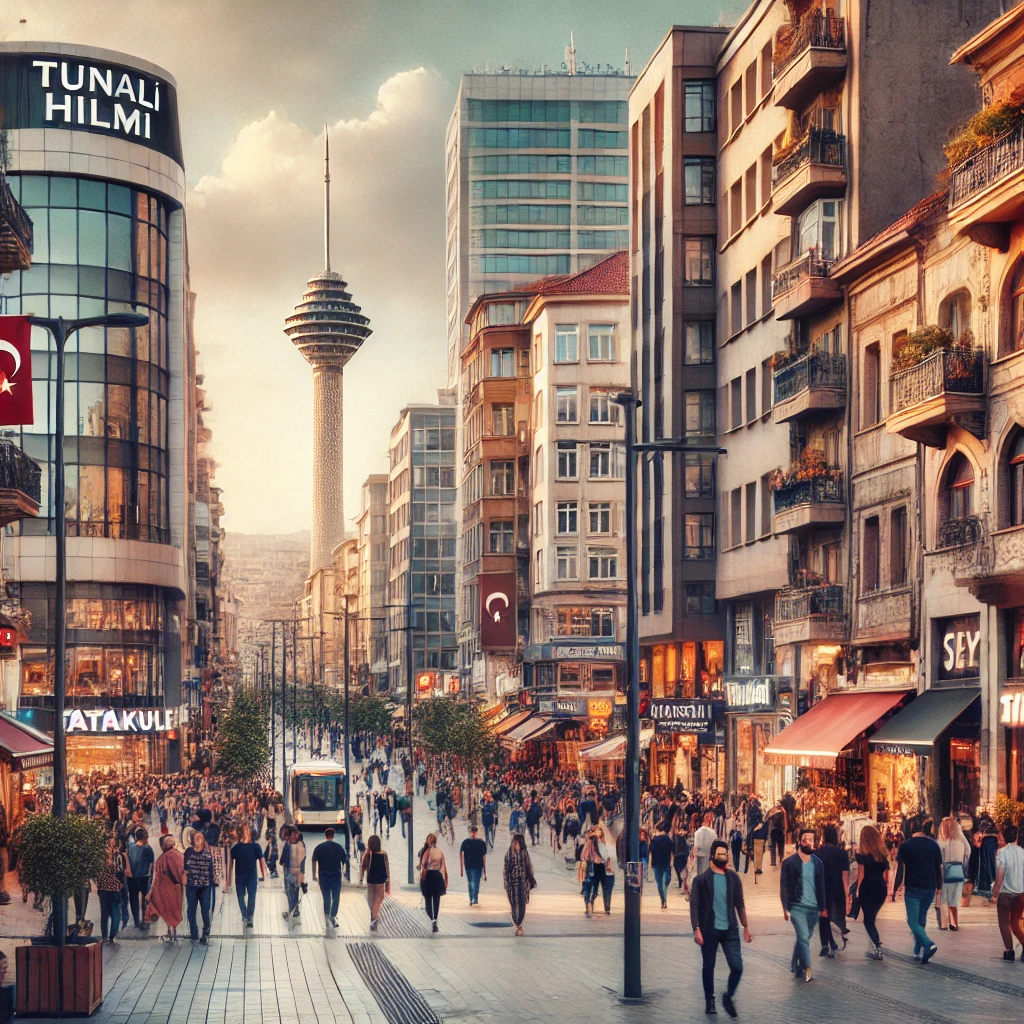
[0,316,33,426]
[480,572,517,650]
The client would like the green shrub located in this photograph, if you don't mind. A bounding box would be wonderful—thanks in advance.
[17,814,107,901]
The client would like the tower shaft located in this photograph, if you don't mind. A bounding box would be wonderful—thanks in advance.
[310,365,344,571]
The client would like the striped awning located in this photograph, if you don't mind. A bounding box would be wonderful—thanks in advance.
[578,729,655,760]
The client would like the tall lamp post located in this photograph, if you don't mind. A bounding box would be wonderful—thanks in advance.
[612,391,725,1002]
[27,312,148,948]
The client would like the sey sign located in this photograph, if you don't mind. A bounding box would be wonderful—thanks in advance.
[938,614,981,681]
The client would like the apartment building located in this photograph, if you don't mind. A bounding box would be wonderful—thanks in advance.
[355,475,389,694]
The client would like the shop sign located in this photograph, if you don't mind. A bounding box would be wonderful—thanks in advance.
[649,698,714,733]
[415,671,437,693]
[538,697,587,717]
[723,676,791,713]
[937,614,981,681]
[587,698,613,718]
[863,662,915,688]
[873,744,916,757]
[1001,690,1024,727]
[525,641,626,662]
[0,53,183,165]
[63,707,185,733]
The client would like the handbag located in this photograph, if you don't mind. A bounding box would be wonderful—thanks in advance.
[943,861,965,883]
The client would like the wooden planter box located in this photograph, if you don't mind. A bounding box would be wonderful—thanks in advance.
[15,940,102,1017]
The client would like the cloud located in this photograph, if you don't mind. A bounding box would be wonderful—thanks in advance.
[187,67,453,534]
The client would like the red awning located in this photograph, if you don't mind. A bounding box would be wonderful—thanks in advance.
[0,713,53,771]
[762,691,909,769]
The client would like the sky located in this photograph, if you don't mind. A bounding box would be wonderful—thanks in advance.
[0,0,746,534]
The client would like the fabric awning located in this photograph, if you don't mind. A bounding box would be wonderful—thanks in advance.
[868,687,980,753]
[762,690,909,769]
[503,715,556,744]
[579,729,655,760]
[482,704,507,722]
[0,713,53,770]
[491,710,532,737]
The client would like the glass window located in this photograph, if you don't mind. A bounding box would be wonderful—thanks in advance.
[684,81,716,132]
[555,387,578,423]
[489,348,515,377]
[588,324,615,361]
[490,460,514,496]
[589,390,620,424]
[684,514,715,558]
[797,200,844,262]
[684,392,715,439]
[591,608,615,636]
[1008,431,1024,527]
[684,158,716,205]
[684,453,715,497]
[491,403,514,435]
[589,502,611,534]
[943,453,974,523]
[589,548,618,579]
[488,520,514,554]
[589,443,611,478]
[684,583,716,616]
[556,442,578,480]
[1010,262,1024,355]
[684,322,714,364]
[555,325,578,363]
[557,501,578,535]
[556,546,578,580]
[683,238,714,285]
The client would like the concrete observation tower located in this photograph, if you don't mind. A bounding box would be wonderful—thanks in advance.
[284,133,372,572]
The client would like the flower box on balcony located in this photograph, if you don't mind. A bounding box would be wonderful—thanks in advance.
[772,351,846,424]
[770,456,845,535]
[771,252,841,320]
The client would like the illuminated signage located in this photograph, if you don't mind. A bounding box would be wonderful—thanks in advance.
[415,672,436,693]
[538,698,587,717]
[63,707,186,733]
[1001,690,1024,727]
[938,615,981,681]
[587,698,613,718]
[649,698,713,732]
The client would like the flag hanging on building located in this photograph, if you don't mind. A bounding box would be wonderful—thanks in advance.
[0,316,33,426]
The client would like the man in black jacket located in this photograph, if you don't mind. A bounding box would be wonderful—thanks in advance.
[780,828,826,982]
[690,839,751,1017]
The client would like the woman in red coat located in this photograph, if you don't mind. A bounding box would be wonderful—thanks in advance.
[148,835,185,942]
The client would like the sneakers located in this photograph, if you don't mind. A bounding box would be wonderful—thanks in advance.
[865,947,883,961]
[661,902,667,910]
[1004,950,1016,962]
[291,906,300,918]
[921,944,938,964]
[369,920,377,932]
[704,996,717,1015]
[431,921,438,933]
[819,948,834,958]
[721,994,737,1019]
[199,935,209,946]
[802,968,813,982]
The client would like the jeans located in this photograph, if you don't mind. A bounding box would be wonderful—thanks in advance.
[98,891,120,941]
[127,876,151,928]
[904,887,935,955]
[770,830,784,866]
[185,884,212,940]
[466,867,482,904]
[654,865,672,905]
[483,820,496,849]
[321,876,341,921]
[235,875,257,921]
[818,895,847,950]
[700,929,743,999]
[284,874,300,913]
[120,883,130,927]
[789,906,819,970]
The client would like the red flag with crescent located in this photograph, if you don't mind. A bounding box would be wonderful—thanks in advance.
[480,571,517,650]
[0,316,33,426]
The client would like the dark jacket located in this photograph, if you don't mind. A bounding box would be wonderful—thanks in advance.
[689,867,746,935]
[780,852,826,913]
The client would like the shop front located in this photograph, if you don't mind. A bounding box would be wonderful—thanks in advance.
[641,640,724,699]
[0,714,53,822]
[723,676,796,808]
[579,728,656,785]
[647,698,724,792]
[762,689,911,831]
[1002,607,1024,801]
[62,705,186,777]
[524,639,625,700]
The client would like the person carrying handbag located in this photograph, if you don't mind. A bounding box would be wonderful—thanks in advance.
[937,816,970,931]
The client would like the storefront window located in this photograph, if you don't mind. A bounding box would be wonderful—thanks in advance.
[652,645,666,698]
[733,605,754,674]
[869,748,919,823]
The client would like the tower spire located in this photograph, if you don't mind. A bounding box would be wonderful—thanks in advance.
[324,125,331,273]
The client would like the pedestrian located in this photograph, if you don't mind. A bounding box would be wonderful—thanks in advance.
[749,815,768,879]
[855,824,890,961]
[673,824,691,892]
[418,833,448,934]
[780,827,826,982]
[149,835,185,943]
[503,833,536,936]
[126,826,154,931]
[509,803,526,836]
[459,824,488,906]
[937,815,970,932]
[694,813,718,877]
[97,834,126,945]
[280,826,307,922]
[893,817,943,963]
[229,824,265,930]
[650,823,674,910]
[359,834,391,931]
[580,826,614,917]
[690,838,750,1017]
[992,822,1024,961]
[311,827,349,931]
[481,791,498,849]
[525,795,543,846]
[815,824,850,957]
[183,830,215,945]
[767,804,786,867]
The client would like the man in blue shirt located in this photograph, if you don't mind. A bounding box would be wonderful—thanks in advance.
[780,828,826,982]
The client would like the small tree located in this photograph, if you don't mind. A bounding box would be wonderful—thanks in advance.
[215,688,271,781]
[349,693,396,743]
[415,696,496,806]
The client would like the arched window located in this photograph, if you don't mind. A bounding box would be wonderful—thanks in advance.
[1008,430,1024,527]
[944,453,974,521]
[940,290,972,343]
[1008,260,1024,355]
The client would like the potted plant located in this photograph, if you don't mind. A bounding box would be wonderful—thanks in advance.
[15,814,107,1017]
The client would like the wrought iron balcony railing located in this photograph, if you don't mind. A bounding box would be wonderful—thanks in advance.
[772,253,835,300]
[0,440,41,503]
[889,348,984,414]
[949,120,1024,209]
[937,514,983,551]
[773,127,847,185]
[773,352,846,405]
[773,14,847,77]
[772,475,843,514]
[775,583,844,623]
[0,175,33,273]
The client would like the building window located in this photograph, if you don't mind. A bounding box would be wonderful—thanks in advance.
[684,514,715,559]
[684,322,714,364]
[556,546,578,580]
[589,501,611,534]
[890,505,908,587]
[684,392,715,440]
[684,80,715,132]
[862,515,880,593]
[685,453,715,497]
[684,157,716,205]
[730,378,743,430]
[745,368,757,422]
[591,607,615,636]
[589,390,620,424]
[533,502,543,536]
[555,387,578,423]
[683,238,714,285]
[556,442,578,480]
[940,453,975,543]
[589,443,611,478]
[557,501,578,535]
[760,472,772,535]
[863,342,881,428]
[940,290,972,343]
[1009,260,1024,355]
[489,348,514,377]
[796,199,843,262]
[488,520,514,554]
[589,547,618,579]
[730,488,742,547]
[555,325,579,363]
[588,324,616,361]
[684,583,716,616]
[491,403,514,435]
[745,481,756,542]
[489,460,514,496]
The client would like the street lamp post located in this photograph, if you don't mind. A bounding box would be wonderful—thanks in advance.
[612,390,726,1002]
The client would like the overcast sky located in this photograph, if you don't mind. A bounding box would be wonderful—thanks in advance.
[0,0,745,534]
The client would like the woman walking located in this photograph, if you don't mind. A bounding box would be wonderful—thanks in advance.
[418,833,448,933]
[938,816,970,931]
[359,834,391,932]
[580,827,614,918]
[183,831,215,945]
[97,834,126,944]
[856,824,890,961]
[150,835,185,942]
[503,834,535,936]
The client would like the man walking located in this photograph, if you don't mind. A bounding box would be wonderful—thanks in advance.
[650,823,674,910]
[690,838,751,1016]
[816,824,850,957]
[525,793,543,846]
[694,813,718,878]
[992,823,1024,961]
[311,828,349,931]
[280,827,307,922]
[229,824,265,929]
[126,827,154,930]
[459,825,488,906]
[780,828,826,982]
[893,818,943,963]
[481,792,498,850]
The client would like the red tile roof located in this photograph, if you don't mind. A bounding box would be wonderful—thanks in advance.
[525,250,629,297]
[854,190,949,256]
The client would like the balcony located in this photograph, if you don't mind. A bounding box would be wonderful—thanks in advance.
[853,586,913,644]
[0,175,33,273]
[773,352,846,424]
[772,128,847,217]
[772,253,841,320]
[773,14,847,111]
[948,120,1024,251]
[0,441,40,526]
[943,517,1024,606]
[886,348,985,447]
[772,475,844,535]
[773,584,846,645]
